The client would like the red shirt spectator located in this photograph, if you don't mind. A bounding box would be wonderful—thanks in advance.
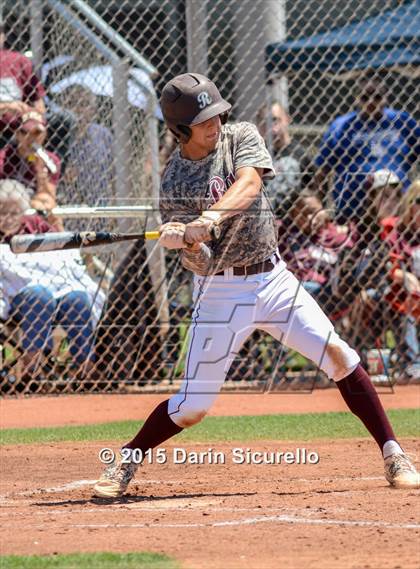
[0,111,61,229]
[278,220,355,285]
[0,47,46,138]
[277,191,355,285]
[381,216,420,319]
[0,140,60,190]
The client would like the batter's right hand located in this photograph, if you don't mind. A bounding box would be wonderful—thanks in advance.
[159,222,188,249]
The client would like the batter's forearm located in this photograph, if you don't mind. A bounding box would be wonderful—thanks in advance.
[208,168,262,222]
[181,243,213,275]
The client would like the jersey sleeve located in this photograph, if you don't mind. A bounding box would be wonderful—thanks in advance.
[234,122,275,181]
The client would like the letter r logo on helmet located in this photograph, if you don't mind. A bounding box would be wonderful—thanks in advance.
[197,91,213,110]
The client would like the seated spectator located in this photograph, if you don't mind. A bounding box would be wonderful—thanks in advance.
[314,77,419,222]
[345,178,419,381]
[368,168,402,221]
[0,179,105,380]
[0,111,61,228]
[41,56,79,171]
[58,85,114,215]
[256,102,314,218]
[277,189,355,317]
[0,22,46,148]
[381,179,419,381]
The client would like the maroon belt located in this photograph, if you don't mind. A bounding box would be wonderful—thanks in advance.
[214,257,277,276]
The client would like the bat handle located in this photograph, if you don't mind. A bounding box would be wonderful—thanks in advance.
[146,227,220,243]
[144,231,161,240]
[211,225,221,240]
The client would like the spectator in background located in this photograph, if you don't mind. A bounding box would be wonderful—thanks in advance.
[343,177,419,382]
[0,179,105,379]
[0,22,46,148]
[368,168,402,222]
[256,102,314,218]
[41,55,78,171]
[0,111,61,228]
[59,85,114,212]
[381,179,419,382]
[314,78,419,222]
[277,189,355,318]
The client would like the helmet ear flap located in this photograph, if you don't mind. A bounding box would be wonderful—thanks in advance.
[220,112,229,125]
[177,124,192,143]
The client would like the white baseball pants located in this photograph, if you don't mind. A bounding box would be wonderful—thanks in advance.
[168,258,360,428]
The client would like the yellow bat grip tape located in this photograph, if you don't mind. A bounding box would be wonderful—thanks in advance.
[144,231,161,240]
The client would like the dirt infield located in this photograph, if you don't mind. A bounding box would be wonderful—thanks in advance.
[1,439,419,568]
[1,384,419,429]
[0,387,419,568]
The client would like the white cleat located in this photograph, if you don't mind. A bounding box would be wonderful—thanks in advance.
[93,454,138,498]
[384,453,420,489]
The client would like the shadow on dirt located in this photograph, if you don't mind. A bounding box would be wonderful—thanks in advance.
[31,491,257,507]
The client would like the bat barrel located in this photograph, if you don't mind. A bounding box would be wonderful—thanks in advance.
[10,232,83,254]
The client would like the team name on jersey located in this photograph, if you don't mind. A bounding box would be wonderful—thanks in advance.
[207,171,235,204]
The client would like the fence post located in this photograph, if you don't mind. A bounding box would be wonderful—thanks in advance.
[145,97,170,345]
[30,0,43,76]
[232,0,287,122]
[266,0,288,110]
[264,0,288,156]
[185,0,208,75]
[112,58,132,231]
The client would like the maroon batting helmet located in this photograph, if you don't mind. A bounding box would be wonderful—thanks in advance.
[160,73,231,142]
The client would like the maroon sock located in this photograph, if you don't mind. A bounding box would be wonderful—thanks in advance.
[336,364,396,451]
[124,400,183,453]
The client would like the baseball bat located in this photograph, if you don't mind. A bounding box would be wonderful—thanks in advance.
[10,226,221,254]
[10,231,161,254]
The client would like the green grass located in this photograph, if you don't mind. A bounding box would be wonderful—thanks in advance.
[0,409,418,446]
[0,552,178,569]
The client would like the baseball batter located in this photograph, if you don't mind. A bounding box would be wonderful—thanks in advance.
[94,73,419,497]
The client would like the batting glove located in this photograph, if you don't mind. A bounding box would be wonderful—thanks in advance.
[159,222,188,249]
[184,210,222,244]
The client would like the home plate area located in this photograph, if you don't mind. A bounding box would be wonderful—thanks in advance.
[1,439,419,568]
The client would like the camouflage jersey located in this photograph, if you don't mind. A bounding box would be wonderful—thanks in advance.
[160,122,277,275]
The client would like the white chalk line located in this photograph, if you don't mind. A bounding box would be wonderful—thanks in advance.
[212,515,420,530]
[0,478,181,501]
[0,505,331,517]
[0,475,384,502]
[7,515,419,531]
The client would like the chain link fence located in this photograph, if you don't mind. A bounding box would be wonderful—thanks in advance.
[1,0,419,395]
